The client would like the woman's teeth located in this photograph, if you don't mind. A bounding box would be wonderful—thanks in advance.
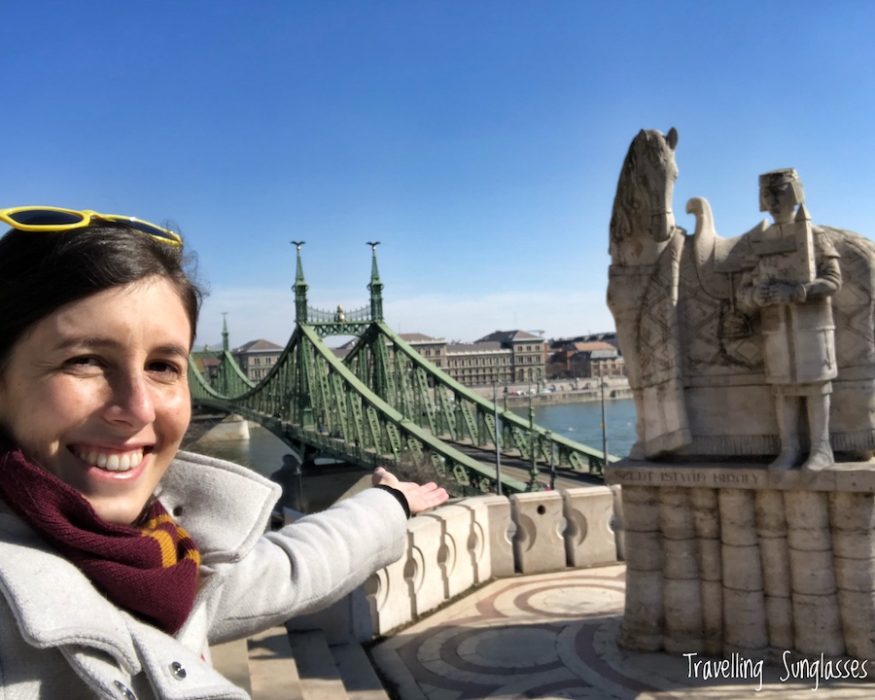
[75,448,144,472]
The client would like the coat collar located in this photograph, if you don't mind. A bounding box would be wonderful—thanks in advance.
[0,450,281,666]
[155,450,281,564]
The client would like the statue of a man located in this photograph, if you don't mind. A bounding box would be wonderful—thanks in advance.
[737,169,841,471]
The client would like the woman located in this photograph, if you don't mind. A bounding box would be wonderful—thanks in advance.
[0,207,448,699]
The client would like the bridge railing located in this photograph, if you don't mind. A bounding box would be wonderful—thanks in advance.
[306,303,371,324]
[286,484,623,642]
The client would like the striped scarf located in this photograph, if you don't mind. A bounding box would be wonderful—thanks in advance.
[0,447,200,635]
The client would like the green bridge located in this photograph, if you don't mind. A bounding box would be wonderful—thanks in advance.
[188,244,618,494]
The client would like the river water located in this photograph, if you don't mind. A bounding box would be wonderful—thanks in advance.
[510,399,636,459]
[190,397,637,479]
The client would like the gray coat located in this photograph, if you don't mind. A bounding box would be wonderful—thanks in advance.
[0,451,406,699]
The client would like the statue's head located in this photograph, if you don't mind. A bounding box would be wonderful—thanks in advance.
[609,128,682,265]
[759,169,805,222]
[612,128,679,247]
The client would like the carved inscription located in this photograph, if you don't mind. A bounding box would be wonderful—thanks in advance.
[610,468,762,488]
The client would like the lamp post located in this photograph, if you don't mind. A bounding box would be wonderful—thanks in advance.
[492,379,502,496]
[599,362,609,474]
[528,371,539,488]
[546,429,556,490]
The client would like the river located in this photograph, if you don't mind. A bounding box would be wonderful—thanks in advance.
[510,399,636,459]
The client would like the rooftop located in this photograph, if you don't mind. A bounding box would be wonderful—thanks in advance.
[234,338,284,353]
[398,332,445,344]
[476,329,545,344]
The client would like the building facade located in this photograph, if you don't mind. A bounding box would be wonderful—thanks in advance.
[547,337,626,379]
[232,339,284,381]
[397,333,448,369]
[476,330,546,384]
[444,341,512,386]
[397,331,543,387]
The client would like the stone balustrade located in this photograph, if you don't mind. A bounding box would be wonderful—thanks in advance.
[288,485,621,643]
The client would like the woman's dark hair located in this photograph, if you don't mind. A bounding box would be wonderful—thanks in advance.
[0,224,203,369]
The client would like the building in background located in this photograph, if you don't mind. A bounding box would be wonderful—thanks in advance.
[475,330,546,384]
[391,331,544,387]
[444,341,512,386]
[232,339,284,381]
[397,333,448,369]
[191,344,223,382]
[547,334,625,379]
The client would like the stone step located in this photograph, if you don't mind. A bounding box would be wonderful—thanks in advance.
[213,626,387,699]
[331,642,390,700]
[210,637,252,696]
[287,629,350,700]
[247,626,305,700]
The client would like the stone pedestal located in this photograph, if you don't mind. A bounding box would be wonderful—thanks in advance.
[606,460,875,661]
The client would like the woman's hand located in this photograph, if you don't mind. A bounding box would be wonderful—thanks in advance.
[372,467,449,515]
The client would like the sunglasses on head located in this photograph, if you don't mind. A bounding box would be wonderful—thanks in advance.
[0,206,183,248]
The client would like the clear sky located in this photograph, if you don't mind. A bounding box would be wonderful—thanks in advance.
[4,1,875,348]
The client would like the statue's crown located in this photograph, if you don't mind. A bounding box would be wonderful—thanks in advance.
[759,168,805,211]
[759,168,799,189]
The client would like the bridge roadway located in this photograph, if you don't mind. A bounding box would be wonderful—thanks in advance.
[448,442,604,491]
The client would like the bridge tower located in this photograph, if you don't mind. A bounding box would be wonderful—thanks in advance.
[291,240,308,323]
[367,241,384,322]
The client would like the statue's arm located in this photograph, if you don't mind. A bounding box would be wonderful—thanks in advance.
[802,236,841,302]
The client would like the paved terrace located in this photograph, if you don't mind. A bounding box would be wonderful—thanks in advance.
[212,488,875,699]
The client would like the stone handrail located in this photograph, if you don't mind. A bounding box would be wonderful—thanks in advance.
[287,485,623,643]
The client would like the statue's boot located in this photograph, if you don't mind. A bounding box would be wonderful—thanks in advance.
[802,443,834,471]
[770,444,800,471]
[802,394,834,472]
[769,396,800,471]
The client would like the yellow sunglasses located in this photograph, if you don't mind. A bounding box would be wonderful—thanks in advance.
[0,206,182,247]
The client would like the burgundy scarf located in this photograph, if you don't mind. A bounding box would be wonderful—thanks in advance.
[0,447,200,635]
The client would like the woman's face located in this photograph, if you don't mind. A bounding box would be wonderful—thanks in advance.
[0,277,192,524]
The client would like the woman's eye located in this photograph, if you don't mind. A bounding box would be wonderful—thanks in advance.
[64,356,103,371]
[148,360,182,378]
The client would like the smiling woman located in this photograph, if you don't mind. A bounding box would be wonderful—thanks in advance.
[0,210,448,699]
[0,279,193,525]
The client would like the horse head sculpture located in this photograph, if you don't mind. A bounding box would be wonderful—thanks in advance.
[609,127,680,266]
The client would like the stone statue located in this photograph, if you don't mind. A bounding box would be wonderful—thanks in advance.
[608,128,875,464]
[335,304,346,322]
[737,169,841,470]
[607,130,875,662]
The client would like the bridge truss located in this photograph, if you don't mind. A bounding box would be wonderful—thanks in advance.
[189,244,617,494]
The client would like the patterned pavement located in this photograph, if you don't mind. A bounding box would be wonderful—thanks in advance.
[370,566,874,699]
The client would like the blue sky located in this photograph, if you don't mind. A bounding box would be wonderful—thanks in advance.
[4,1,875,347]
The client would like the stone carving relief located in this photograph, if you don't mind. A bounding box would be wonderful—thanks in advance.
[608,128,875,466]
